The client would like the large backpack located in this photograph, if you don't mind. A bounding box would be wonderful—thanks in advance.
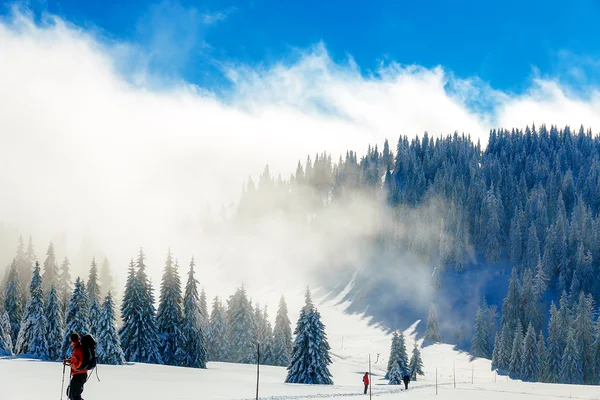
[80,334,97,370]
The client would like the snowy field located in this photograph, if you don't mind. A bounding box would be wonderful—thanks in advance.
[2,293,600,399]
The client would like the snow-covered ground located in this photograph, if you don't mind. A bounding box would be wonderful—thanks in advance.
[2,291,599,399]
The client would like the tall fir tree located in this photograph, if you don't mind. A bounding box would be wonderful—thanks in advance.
[520,323,539,381]
[207,296,228,362]
[560,328,583,384]
[0,310,13,356]
[491,333,501,370]
[62,277,89,358]
[199,287,209,332]
[14,261,49,359]
[45,285,64,360]
[471,302,491,358]
[97,292,125,365]
[386,331,400,379]
[408,341,424,380]
[182,258,207,368]
[87,257,102,337]
[536,331,547,382]
[118,259,137,360]
[501,268,522,334]
[157,251,186,366]
[425,303,441,342]
[396,331,409,374]
[521,269,542,333]
[57,257,72,316]
[573,292,595,384]
[285,301,333,385]
[124,250,163,364]
[508,322,524,379]
[546,302,562,383]
[272,295,293,365]
[227,285,257,364]
[256,304,274,365]
[41,243,59,297]
[3,261,22,343]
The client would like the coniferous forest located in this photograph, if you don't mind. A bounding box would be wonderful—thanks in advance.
[2,124,600,385]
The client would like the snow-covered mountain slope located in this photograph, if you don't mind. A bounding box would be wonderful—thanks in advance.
[1,289,599,399]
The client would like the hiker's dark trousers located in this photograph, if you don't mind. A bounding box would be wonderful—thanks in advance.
[67,373,87,400]
[404,381,408,390]
[364,384,368,394]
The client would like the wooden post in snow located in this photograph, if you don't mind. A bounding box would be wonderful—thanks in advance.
[453,362,456,388]
[435,367,438,395]
[256,343,260,400]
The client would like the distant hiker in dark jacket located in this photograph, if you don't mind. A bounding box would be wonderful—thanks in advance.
[363,372,369,394]
[63,333,88,400]
[403,373,410,390]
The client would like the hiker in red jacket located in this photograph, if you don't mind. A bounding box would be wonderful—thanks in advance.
[363,372,369,394]
[63,333,88,400]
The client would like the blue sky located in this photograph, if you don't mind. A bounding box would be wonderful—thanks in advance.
[7,0,600,93]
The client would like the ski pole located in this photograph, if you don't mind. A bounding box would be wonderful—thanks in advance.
[60,362,66,400]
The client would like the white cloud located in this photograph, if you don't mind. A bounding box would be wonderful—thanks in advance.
[1,10,600,296]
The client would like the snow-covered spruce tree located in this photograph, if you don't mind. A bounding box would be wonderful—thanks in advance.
[425,303,441,342]
[536,331,547,382]
[0,310,12,356]
[87,257,102,337]
[62,277,89,358]
[260,305,275,365]
[573,292,595,384]
[199,287,209,332]
[560,328,583,384]
[388,363,402,385]
[546,302,562,383]
[157,251,186,366]
[386,331,400,379]
[257,305,274,365]
[285,304,333,384]
[182,257,207,368]
[3,261,22,343]
[508,322,524,379]
[509,210,523,268]
[491,333,501,370]
[207,296,228,362]
[45,285,64,360]
[501,268,521,336]
[41,243,59,297]
[521,269,542,333]
[482,188,502,263]
[227,285,257,364]
[271,295,292,366]
[57,257,72,316]
[15,261,49,359]
[471,303,491,358]
[520,323,539,381]
[118,259,137,360]
[124,250,163,364]
[97,292,125,365]
[409,341,424,380]
[396,331,409,374]
[497,322,513,370]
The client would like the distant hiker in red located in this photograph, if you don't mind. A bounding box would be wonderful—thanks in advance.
[363,372,369,394]
[63,333,88,400]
